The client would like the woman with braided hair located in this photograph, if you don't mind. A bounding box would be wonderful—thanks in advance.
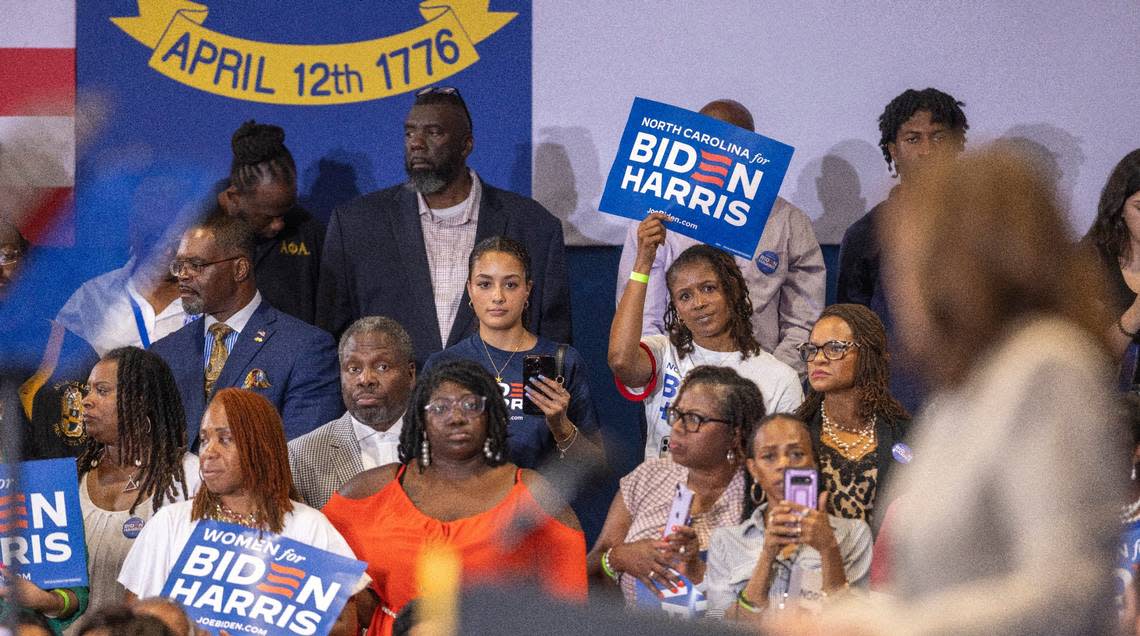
[76,346,200,626]
[214,119,324,323]
[610,212,803,460]
[794,303,908,534]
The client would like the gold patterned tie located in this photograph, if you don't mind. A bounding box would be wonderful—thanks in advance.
[204,323,233,400]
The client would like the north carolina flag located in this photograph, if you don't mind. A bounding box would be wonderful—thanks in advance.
[0,0,76,246]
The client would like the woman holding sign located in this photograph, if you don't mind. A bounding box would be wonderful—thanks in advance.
[323,359,587,636]
[118,389,369,635]
[609,213,803,460]
[76,346,200,626]
[704,414,872,621]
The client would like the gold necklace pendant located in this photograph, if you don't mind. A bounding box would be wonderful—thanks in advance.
[479,334,523,383]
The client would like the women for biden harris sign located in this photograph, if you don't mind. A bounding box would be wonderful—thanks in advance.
[599,98,795,259]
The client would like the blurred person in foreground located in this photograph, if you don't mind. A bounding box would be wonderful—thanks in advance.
[770,147,1125,634]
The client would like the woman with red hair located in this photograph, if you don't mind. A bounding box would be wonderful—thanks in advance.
[117,389,368,632]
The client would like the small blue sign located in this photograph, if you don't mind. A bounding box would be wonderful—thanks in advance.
[634,570,706,619]
[161,520,366,636]
[891,442,913,465]
[0,459,89,589]
[599,97,795,259]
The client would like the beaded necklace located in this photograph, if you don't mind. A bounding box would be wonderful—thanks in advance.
[821,402,876,459]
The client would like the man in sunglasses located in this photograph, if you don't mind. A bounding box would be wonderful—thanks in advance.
[150,214,341,446]
[317,86,572,369]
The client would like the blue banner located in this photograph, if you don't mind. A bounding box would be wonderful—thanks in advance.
[599,97,795,259]
[161,520,366,636]
[0,459,89,589]
[634,570,706,619]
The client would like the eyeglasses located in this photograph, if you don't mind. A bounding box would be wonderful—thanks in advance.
[424,395,487,418]
[0,249,23,267]
[414,86,473,130]
[796,340,860,363]
[666,407,731,433]
[169,256,242,277]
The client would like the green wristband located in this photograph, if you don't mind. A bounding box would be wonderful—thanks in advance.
[601,548,620,581]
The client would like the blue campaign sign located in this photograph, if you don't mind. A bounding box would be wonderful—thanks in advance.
[634,570,706,619]
[162,520,366,636]
[599,98,795,259]
[0,459,89,589]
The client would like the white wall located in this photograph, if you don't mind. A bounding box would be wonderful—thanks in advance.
[533,1,1140,245]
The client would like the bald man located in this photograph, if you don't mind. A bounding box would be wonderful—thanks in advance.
[615,98,825,376]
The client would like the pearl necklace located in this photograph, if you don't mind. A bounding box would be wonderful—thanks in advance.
[821,402,876,459]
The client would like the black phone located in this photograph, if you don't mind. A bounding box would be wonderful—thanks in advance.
[522,354,557,416]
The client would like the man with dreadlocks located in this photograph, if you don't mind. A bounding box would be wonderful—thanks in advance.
[214,120,325,325]
[77,346,200,623]
[836,87,968,414]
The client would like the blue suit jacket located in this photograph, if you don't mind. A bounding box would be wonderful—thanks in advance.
[316,180,572,369]
[150,300,342,444]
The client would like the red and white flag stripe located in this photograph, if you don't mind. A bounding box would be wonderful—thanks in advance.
[0,0,76,245]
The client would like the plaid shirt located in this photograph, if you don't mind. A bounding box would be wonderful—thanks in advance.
[417,169,482,347]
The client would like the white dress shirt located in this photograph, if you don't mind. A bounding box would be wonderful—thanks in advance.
[351,413,403,469]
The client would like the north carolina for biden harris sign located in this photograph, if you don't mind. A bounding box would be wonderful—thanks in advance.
[0,459,88,589]
[162,521,365,636]
[599,98,795,259]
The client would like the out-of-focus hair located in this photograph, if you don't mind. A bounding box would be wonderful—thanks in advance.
[883,146,1108,386]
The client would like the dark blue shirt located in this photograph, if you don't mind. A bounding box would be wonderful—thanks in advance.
[424,334,600,469]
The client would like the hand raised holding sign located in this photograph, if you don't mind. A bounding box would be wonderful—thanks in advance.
[634,212,669,272]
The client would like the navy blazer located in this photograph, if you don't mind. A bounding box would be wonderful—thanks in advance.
[316,180,572,369]
[150,300,342,444]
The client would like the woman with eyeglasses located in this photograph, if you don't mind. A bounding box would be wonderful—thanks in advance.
[793,304,908,533]
[322,359,587,636]
[587,366,760,611]
[705,413,872,622]
[610,213,803,460]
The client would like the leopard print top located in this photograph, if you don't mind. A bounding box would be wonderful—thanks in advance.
[819,441,879,524]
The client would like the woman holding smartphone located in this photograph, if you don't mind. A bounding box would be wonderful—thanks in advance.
[705,413,872,622]
[423,237,604,534]
[587,366,757,608]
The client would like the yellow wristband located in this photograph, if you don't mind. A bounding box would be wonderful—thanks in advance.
[629,271,649,284]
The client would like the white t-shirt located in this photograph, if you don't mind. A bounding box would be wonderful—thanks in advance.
[621,335,804,460]
[118,499,369,599]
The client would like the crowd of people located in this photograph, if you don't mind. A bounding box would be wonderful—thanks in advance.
[1,83,1138,636]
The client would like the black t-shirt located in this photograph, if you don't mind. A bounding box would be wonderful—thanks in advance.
[253,206,325,325]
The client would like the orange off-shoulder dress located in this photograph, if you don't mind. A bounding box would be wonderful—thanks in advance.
[322,466,587,636]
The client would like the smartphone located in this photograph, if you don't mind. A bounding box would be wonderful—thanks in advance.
[522,354,557,416]
[783,468,818,509]
[663,483,694,538]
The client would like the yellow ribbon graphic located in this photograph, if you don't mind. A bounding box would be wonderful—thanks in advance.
[111,0,516,105]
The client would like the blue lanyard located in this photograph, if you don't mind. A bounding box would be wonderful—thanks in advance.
[128,294,151,349]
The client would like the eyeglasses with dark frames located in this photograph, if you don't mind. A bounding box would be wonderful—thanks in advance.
[666,407,731,433]
[796,340,860,363]
[169,256,243,277]
[424,395,487,418]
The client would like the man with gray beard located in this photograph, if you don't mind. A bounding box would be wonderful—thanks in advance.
[317,87,572,369]
[151,214,341,445]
